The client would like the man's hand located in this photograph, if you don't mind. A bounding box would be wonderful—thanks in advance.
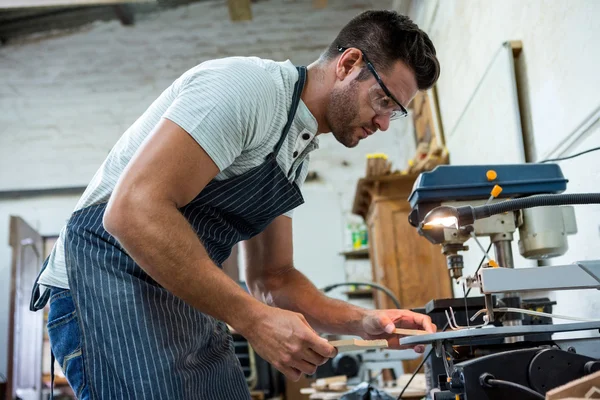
[359,309,437,353]
[240,307,338,382]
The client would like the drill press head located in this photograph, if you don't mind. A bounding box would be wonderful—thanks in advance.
[407,164,569,279]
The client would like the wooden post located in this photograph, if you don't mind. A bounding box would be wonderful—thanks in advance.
[227,0,252,21]
[312,0,327,9]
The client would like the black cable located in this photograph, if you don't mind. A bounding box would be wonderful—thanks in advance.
[396,346,433,399]
[322,281,401,309]
[397,244,493,399]
[539,146,600,163]
[469,193,600,221]
[486,378,544,399]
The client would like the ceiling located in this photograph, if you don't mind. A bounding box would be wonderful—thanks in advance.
[0,0,208,43]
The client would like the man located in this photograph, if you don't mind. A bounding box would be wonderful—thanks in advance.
[31,9,440,399]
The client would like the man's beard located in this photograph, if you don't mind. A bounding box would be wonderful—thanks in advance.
[326,79,361,148]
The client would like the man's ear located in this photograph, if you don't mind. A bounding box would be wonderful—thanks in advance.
[335,48,362,81]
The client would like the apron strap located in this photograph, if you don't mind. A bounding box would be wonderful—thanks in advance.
[30,259,51,312]
[272,66,307,157]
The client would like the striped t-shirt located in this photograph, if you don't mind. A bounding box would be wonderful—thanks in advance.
[38,56,319,290]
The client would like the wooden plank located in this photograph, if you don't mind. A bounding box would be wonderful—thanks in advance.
[509,40,523,57]
[227,0,251,21]
[0,0,152,9]
[311,375,348,392]
[546,370,600,400]
[312,0,327,9]
[393,328,429,336]
[329,338,388,352]
[314,375,346,386]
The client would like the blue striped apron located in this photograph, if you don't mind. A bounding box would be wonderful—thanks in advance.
[32,67,307,399]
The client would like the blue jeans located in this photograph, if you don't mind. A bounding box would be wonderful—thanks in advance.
[47,287,89,399]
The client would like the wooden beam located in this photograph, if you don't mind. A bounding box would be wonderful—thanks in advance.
[509,40,523,57]
[0,0,153,10]
[227,0,251,21]
[113,3,134,25]
[312,0,327,9]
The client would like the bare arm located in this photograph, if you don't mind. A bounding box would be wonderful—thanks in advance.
[244,215,367,335]
[103,119,336,379]
[244,216,436,350]
[103,119,268,335]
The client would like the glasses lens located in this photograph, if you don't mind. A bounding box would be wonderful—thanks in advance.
[369,87,406,118]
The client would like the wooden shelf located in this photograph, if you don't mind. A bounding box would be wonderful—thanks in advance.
[351,173,420,219]
[339,248,370,259]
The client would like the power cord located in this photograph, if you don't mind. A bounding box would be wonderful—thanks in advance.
[397,243,492,399]
[480,373,544,399]
[539,145,600,163]
[321,281,401,309]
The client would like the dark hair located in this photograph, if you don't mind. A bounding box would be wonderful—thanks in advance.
[322,10,440,90]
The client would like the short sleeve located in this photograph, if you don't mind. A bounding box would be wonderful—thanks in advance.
[162,60,277,171]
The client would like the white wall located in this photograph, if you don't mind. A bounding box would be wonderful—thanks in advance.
[409,0,600,161]
[404,0,600,332]
[0,0,419,379]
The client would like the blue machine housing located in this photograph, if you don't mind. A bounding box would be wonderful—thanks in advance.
[407,164,568,228]
[408,164,568,208]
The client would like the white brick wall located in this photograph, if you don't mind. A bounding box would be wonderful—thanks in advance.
[0,0,400,191]
[1,0,421,378]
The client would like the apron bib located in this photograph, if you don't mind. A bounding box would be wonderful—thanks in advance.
[33,67,307,400]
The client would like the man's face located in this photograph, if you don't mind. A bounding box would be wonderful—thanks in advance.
[326,59,418,148]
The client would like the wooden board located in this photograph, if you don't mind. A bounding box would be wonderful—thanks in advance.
[329,339,388,352]
[394,328,429,336]
[314,376,346,386]
[546,370,600,400]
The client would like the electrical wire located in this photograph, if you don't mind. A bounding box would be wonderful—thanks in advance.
[396,244,493,399]
[396,346,433,399]
[486,378,544,399]
[471,193,600,221]
[539,146,600,163]
[321,281,401,309]
[470,307,598,323]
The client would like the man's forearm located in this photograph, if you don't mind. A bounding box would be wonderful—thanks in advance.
[253,267,367,335]
[104,197,267,336]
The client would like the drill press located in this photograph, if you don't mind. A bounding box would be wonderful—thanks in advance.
[403,164,600,399]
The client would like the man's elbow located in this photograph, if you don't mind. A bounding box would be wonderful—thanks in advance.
[103,194,137,238]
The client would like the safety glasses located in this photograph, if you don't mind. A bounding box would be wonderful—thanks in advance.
[338,46,409,120]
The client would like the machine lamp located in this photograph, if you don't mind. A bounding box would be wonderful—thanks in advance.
[422,205,475,230]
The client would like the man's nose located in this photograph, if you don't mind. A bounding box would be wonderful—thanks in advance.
[373,114,391,132]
